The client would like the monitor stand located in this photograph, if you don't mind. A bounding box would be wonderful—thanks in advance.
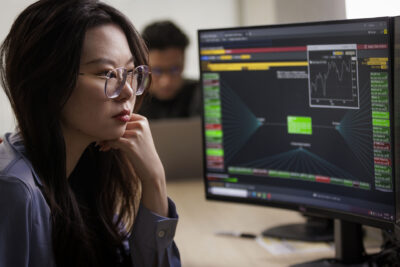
[291,219,370,267]
[262,215,334,242]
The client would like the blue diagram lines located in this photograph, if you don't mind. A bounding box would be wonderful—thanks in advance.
[241,147,355,180]
[336,81,374,176]
[220,79,261,163]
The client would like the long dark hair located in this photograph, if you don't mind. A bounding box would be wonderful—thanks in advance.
[0,0,149,266]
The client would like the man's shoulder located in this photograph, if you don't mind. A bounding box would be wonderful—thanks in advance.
[182,79,199,90]
[177,79,200,99]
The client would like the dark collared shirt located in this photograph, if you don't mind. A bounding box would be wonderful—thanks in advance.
[0,133,181,267]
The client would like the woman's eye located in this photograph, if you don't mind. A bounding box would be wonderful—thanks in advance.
[97,70,110,77]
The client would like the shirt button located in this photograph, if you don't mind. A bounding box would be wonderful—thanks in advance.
[158,230,166,238]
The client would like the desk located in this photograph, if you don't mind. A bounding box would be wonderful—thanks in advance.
[166,178,382,267]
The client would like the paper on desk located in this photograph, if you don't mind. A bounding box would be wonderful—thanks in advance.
[256,236,334,255]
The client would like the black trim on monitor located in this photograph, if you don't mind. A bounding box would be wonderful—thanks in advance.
[394,16,400,234]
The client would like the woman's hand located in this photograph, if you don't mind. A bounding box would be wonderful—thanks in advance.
[98,113,168,217]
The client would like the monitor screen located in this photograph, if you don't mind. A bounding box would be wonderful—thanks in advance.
[198,17,395,229]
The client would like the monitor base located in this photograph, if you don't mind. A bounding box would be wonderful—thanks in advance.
[291,220,373,267]
[262,216,333,242]
[290,258,372,267]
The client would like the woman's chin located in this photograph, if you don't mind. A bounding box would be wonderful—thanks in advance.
[102,128,126,141]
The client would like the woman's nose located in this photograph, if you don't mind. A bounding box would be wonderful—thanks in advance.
[115,80,134,102]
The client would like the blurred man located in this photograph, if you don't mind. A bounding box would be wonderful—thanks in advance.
[138,21,200,119]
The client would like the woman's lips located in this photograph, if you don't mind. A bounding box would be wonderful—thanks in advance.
[113,109,130,122]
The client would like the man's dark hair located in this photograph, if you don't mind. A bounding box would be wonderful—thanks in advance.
[142,20,189,50]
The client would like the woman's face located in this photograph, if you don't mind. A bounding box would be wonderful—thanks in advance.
[61,24,136,143]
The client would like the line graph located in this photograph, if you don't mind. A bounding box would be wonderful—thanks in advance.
[310,59,352,97]
[308,44,359,109]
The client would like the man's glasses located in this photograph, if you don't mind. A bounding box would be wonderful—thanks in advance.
[79,65,151,99]
[151,66,182,77]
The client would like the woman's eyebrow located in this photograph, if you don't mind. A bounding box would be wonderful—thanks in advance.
[83,58,116,66]
[83,56,134,66]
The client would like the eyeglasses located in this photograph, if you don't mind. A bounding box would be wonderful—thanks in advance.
[79,65,151,99]
[151,66,183,77]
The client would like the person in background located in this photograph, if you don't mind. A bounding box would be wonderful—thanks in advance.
[0,1,180,266]
[138,20,201,120]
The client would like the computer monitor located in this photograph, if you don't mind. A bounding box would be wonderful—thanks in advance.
[198,17,398,266]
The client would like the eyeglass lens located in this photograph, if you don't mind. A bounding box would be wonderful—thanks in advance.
[105,65,150,99]
[151,66,182,77]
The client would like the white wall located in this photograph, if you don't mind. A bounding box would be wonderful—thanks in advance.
[239,0,346,26]
[346,0,400,18]
[0,0,35,135]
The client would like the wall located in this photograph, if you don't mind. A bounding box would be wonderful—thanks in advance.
[239,0,346,26]
[346,0,400,18]
[0,0,35,135]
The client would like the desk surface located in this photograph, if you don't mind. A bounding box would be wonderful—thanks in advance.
[167,178,382,267]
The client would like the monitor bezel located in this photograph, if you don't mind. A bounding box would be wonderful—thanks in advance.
[198,16,396,231]
[393,15,400,234]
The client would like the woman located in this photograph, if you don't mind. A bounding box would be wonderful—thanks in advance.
[0,0,180,266]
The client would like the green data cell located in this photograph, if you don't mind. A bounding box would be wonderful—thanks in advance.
[373,126,390,135]
[374,150,391,158]
[371,95,389,102]
[371,85,388,90]
[344,179,353,187]
[204,86,220,91]
[372,111,389,119]
[375,174,392,184]
[203,73,220,80]
[228,167,253,175]
[205,117,221,124]
[372,119,390,127]
[375,165,392,175]
[204,99,221,105]
[373,136,390,143]
[206,136,222,143]
[371,79,388,85]
[204,105,221,113]
[205,111,222,118]
[269,170,291,178]
[360,182,371,190]
[224,178,238,183]
[371,91,388,97]
[371,103,389,112]
[331,177,344,185]
[205,130,223,138]
[206,148,224,157]
[371,89,388,96]
[371,72,388,78]
[375,180,392,190]
[300,173,315,181]
[287,116,312,135]
[290,172,301,178]
[204,93,220,100]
